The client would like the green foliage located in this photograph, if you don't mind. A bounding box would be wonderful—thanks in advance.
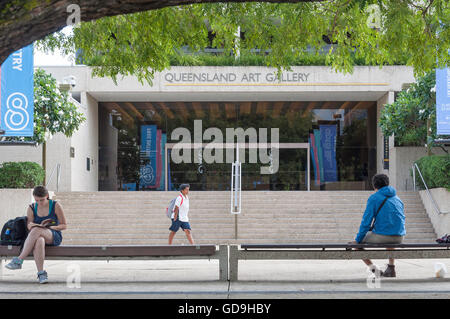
[5,68,86,144]
[0,162,45,188]
[37,1,450,85]
[168,50,403,67]
[414,155,450,191]
[379,71,436,147]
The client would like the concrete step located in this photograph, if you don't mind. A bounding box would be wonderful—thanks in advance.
[66,213,429,225]
[61,209,430,216]
[51,190,436,245]
[60,236,438,245]
[60,237,438,246]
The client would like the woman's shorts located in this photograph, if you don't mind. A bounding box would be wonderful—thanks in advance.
[47,229,63,246]
[362,232,403,244]
[169,219,191,232]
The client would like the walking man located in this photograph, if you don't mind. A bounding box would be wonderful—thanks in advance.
[168,184,194,245]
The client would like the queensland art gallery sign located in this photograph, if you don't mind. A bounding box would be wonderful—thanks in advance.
[163,71,311,85]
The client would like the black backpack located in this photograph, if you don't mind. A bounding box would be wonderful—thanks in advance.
[0,216,28,246]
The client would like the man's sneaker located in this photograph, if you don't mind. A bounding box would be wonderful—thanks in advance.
[381,265,396,277]
[5,257,23,270]
[37,270,48,284]
[368,264,384,277]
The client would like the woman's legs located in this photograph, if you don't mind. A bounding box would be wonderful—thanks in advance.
[18,227,53,261]
[33,237,46,272]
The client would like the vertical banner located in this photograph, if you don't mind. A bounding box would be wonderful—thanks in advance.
[139,125,157,189]
[319,125,338,182]
[436,67,450,135]
[153,129,162,189]
[309,133,320,186]
[383,136,389,170]
[168,149,173,191]
[157,133,166,191]
[313,129,324,184]
[0,44,34,136]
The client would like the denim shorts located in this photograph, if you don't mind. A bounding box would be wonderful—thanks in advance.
[47,230,63,246]
[169,219,191,232]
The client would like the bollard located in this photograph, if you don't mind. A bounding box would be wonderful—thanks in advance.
[218,245,229,281]
[229,245,239,281]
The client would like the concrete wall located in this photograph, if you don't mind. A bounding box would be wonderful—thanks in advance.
[0,190,56,226]
[0,135,71,192]
[419,188,450,237]
[390,146,447,191]
[70,92,99,191]
[41,65,415,102]
[46,132,72,192]
[0,189,33,226]
[0,145,42,164]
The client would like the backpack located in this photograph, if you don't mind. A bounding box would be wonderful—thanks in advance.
[166,194,183,219]
[436,234,450,244]
[1,216,28,246]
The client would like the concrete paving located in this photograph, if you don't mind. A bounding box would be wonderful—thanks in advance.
[1,258,450,299]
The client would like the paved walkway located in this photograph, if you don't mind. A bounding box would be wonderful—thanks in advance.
[1,259,450,298]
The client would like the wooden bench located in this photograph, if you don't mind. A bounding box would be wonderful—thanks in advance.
[229,243,450,281]
[0,244,229,281]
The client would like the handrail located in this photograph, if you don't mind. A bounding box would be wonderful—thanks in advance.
[46,163,61,192]
[413,162,442,215]
[230,144,241,215]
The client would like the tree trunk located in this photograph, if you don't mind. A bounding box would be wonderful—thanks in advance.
[42,141,47,186]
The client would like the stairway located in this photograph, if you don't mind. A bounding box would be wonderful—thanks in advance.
[53,191,437,245]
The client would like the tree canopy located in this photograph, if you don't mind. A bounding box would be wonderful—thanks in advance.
[36,1,449,84]
[379,71,436,147]
[0,0,325,65]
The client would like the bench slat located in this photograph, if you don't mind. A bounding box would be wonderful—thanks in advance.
[0,245,216,257]
[241,243,450,249]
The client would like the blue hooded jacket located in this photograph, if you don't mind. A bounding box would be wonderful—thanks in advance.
[355,186,406,243]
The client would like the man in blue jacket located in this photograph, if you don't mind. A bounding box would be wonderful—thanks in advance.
[350,174,406,277]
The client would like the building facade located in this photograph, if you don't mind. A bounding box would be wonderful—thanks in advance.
[0,65,417,192]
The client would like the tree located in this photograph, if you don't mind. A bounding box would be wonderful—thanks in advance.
[379,71,437,154]
[15,1,450,83]
[0,0,319,64]
[3,68,86,182]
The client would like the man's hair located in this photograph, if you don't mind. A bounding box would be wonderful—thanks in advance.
[33,185,49,198]
[179,184,190,191]
[372,174,389,190]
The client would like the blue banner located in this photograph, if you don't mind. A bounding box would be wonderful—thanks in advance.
[168,149,173,191]
[436,67,450,135]
[139,125,157,189]
[0,44,34,137]
[313,129,324,184]
[319,125,338,182]
[157,133,166,191]
[309,134,320,186]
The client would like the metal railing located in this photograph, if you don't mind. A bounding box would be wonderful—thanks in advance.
[230,144,242,214]
[46,163,62,192]
[412,162,442,215]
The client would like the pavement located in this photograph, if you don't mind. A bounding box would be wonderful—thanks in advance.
[1,258,450,299]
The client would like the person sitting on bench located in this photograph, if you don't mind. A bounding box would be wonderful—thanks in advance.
[5,186,67,284]
[349,174,406,278]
